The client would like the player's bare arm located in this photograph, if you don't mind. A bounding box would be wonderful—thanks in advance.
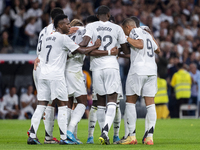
[127,37,144,49]
[73,38,101,55]
[79,36,91,47]
[88,47,118,56]
[34,57,40,70]
[120,43,130,54]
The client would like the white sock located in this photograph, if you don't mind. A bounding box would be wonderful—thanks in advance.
[30,105,46,138]
[102,102,117,136]
[124,109,129,138]
[88,106,97,138]
[43,106,54,140]
[146,104,157,138]
[97,106,106,132]
[113,104,121,136]
[126,103,136,136]
[74,124,78,138]
[57,106,68,140]
[68,103,86,133]
[67,107,72,127]
[145,114,149,134]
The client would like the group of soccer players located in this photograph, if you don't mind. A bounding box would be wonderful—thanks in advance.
[27,5,160,146]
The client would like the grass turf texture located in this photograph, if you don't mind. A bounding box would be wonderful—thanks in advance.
[0,119,200,150]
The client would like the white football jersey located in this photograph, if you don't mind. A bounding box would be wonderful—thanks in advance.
[66,26,86,72]
[129,28,158,76]
[84,21,126,71]
[39,32,79,80]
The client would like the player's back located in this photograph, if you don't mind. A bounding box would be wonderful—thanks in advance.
[66,26,86,72]
[86,21,126,71]
[39,32,69,80]
[129,27,158,76]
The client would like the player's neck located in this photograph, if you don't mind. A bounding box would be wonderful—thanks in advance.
[56,28,63,34]
[99,17,108,22]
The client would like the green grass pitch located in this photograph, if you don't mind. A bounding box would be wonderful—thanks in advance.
[0,119,200,150]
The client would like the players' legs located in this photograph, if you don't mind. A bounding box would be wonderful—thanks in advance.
[126,94,138,137]
[43,101,56,141]
[55,99,68,140]
[144,97,156,144]
[87,100,97,139]
[67,96,73,127]
[102,92,117,136]
[97,94,106,132]
[68,95,86,133]
[113,102,121,142]
[142,75,157,145]
[30,101,48,139]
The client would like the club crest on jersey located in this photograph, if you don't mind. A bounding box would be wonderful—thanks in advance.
[96,26,112,32]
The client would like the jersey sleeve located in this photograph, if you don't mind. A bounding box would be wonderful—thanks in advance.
[118,27,127,44]
[84,24,93,38]
[63,35,80,53]
[130,28,143,40]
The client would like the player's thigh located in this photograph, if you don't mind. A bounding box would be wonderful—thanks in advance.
[50,79,68,101]
[142,75,157,98]
[92,70,106,95]
[126,73,146,96]
[103,68,122,95]
[37,79,51,101]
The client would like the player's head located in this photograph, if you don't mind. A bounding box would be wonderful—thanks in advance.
[122,18,136,36]
[70,19,84,27]
[54,14,70,34]
[177,62,184,70]
[86,15,99,24]
[97,5,110,20]
[130,16,140,27]
[50,7,64,21]
[109,15,115,23]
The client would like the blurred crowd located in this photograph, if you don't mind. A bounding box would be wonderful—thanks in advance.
[0,0,200,118]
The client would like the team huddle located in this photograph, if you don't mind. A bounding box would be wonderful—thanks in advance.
[27,5,160,145]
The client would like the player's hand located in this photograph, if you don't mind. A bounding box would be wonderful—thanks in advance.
[94,39,101,48]
[111,47,118,55]
[68,27,79,34]
[34,57,40,71]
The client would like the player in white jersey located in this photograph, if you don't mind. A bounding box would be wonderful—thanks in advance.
[27,14,101,145]
[65,19,87,144]
[30,8,64,144]
[84,15,121,144]
[79,6,129,145]
[115,18,160,145]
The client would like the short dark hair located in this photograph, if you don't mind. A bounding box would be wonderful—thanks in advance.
[50,7,64,20]
[86,15,99,24]
[130,16,140,27]
[54,14,68,29]
[122,18,135,27]
[97,5,110,15]
[177,63,183,69]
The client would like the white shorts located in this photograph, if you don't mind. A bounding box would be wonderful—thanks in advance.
[126,73,157,97]
[65,70,87,98]
[37,78,68,102]
[92,68,123,96]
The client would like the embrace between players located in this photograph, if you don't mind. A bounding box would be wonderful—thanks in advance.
[27,5,160,146]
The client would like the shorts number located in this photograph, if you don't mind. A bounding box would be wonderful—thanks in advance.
[38,34,44,52]
[98,35,113,50]
[147,39,154,57]
[46,45,52,64]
